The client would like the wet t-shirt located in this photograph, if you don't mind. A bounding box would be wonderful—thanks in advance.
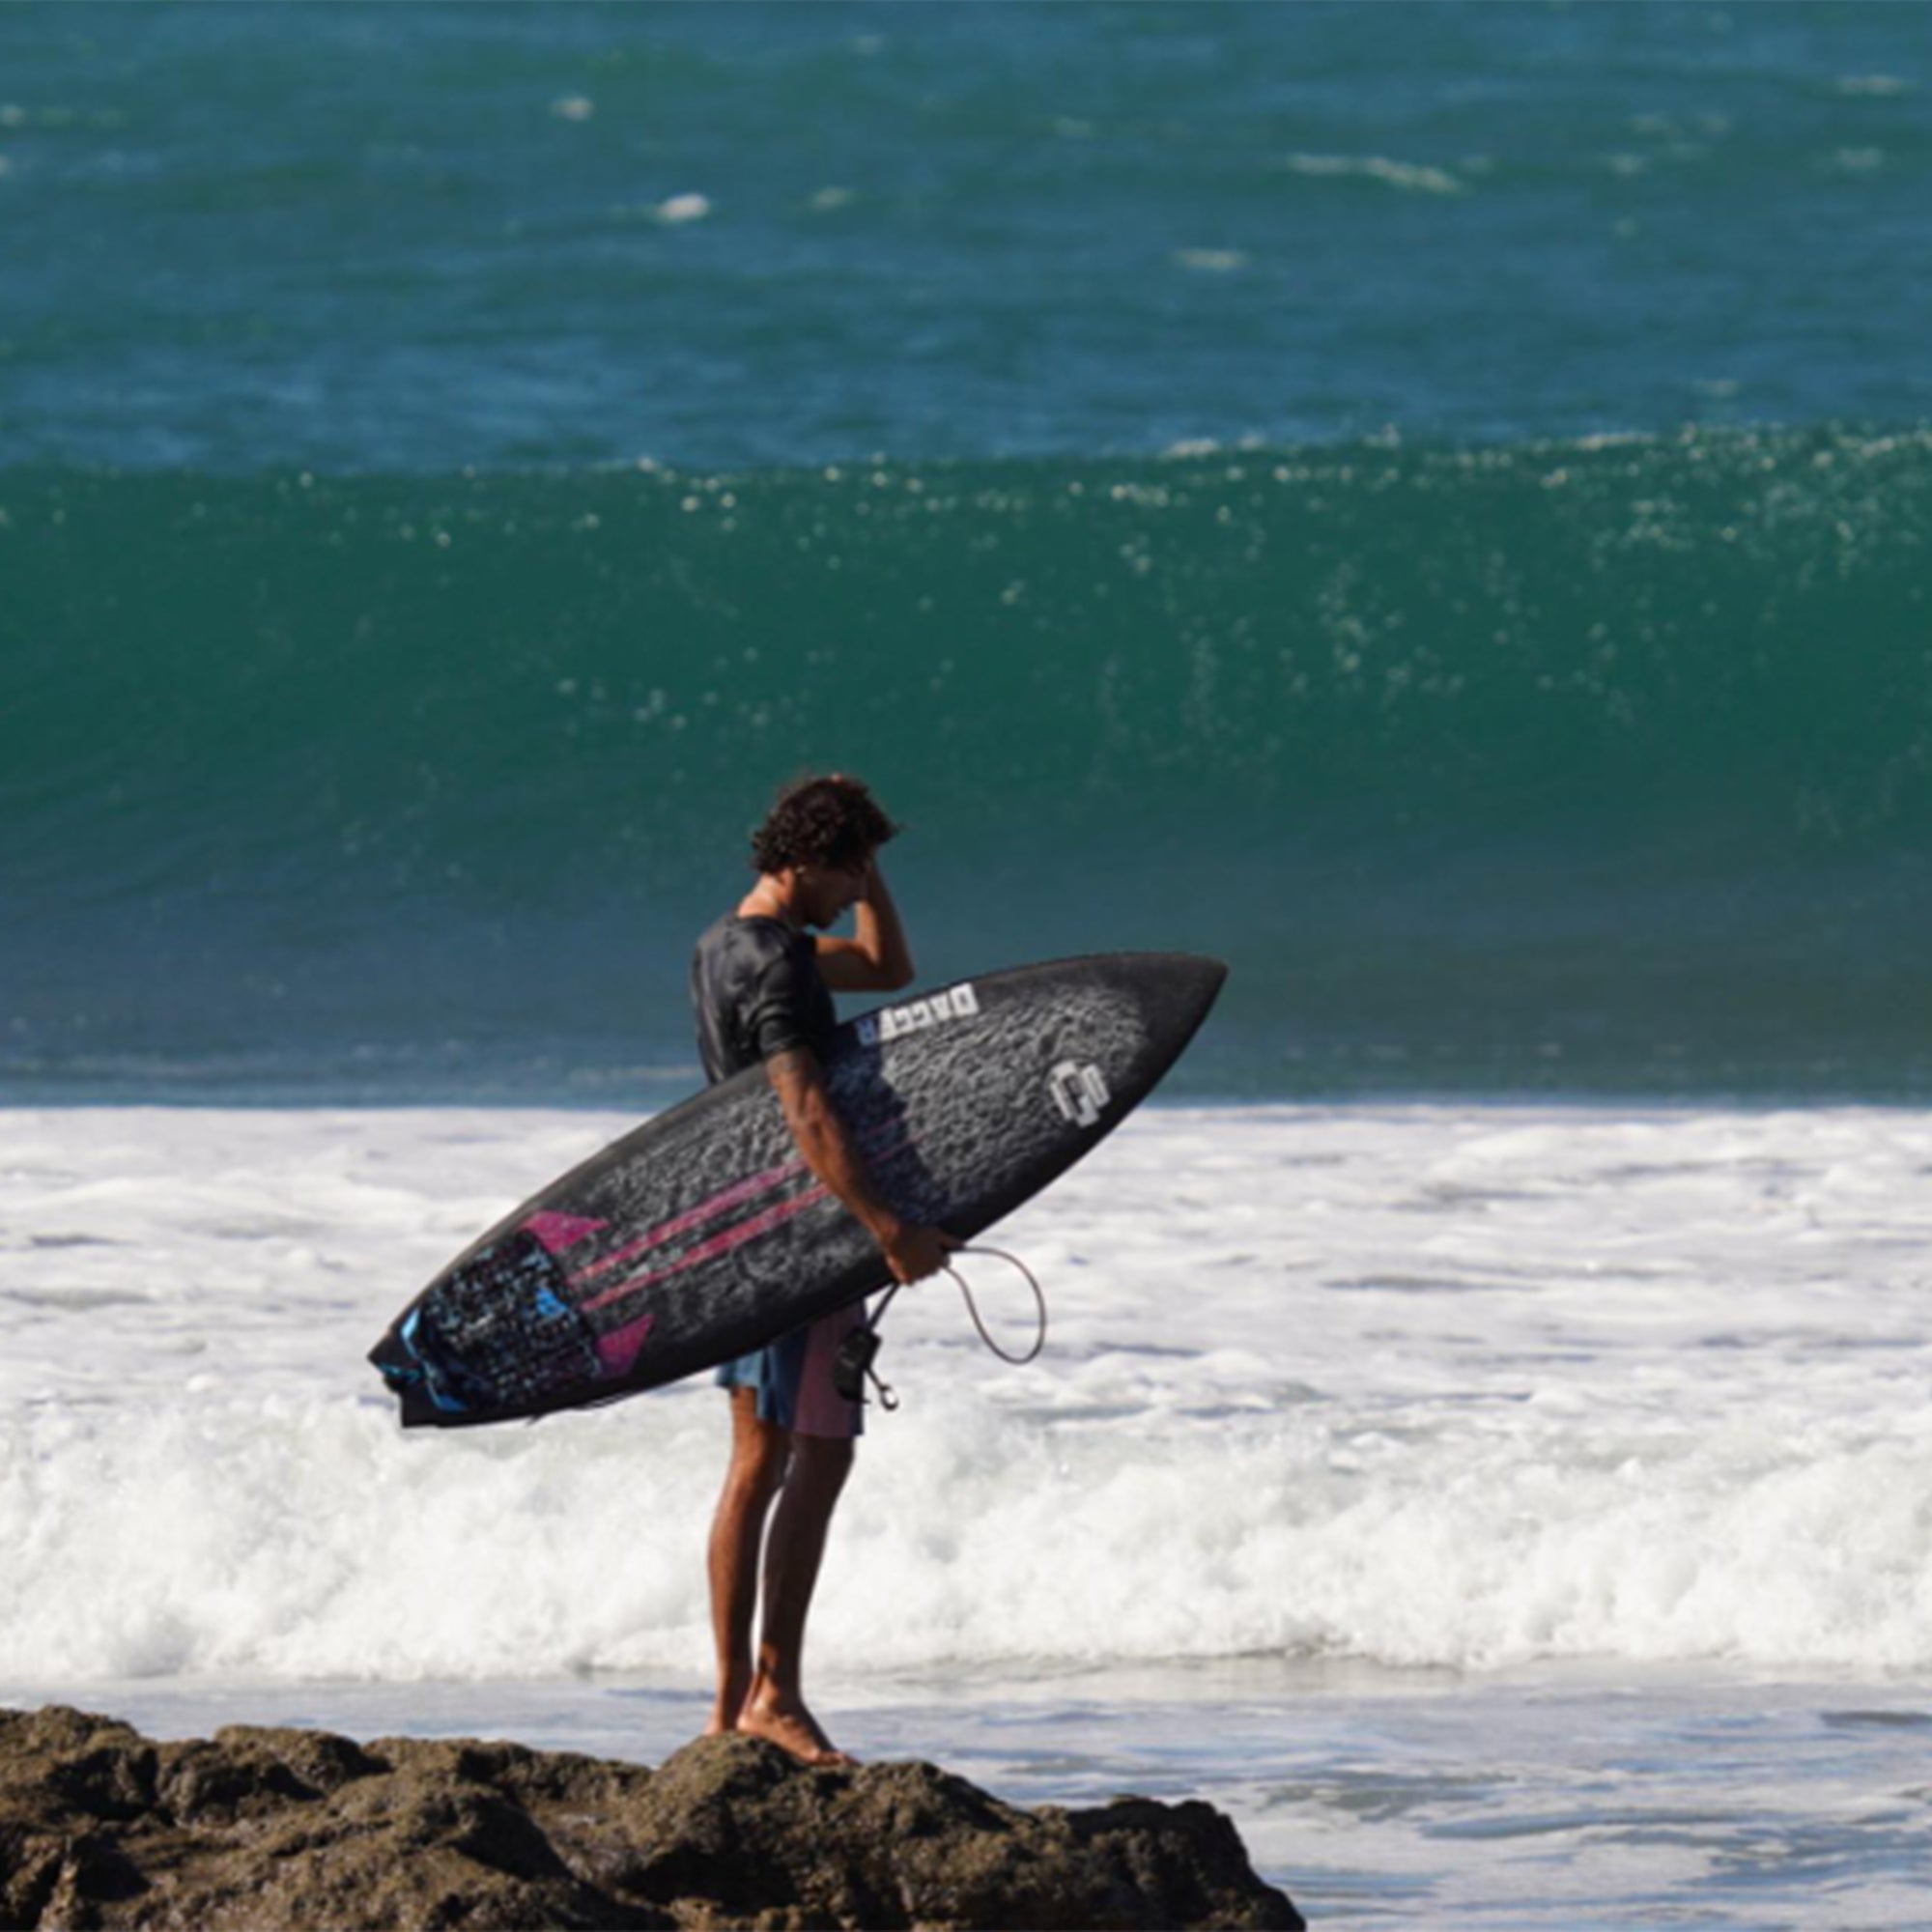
[689,914,837,1086]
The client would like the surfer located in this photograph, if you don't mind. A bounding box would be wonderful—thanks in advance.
[693,774,952,1767]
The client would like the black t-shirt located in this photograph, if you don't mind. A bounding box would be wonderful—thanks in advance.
[689,914,837,1087]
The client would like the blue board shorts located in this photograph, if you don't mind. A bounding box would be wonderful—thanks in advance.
[716,1303,867,1438]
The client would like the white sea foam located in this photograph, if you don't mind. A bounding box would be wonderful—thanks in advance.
[5,1106,1932,1684]
[654,193,712,225]
[1280,154,1463,195]
[1172,248,1249,274]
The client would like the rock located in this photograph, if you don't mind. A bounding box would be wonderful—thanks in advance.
[0,1707,1302,1930]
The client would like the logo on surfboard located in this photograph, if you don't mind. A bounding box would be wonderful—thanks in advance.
[1048,1060,1111,1126]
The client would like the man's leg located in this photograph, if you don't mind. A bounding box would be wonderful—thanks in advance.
[706,1386,789,1737]
[738,1430,856,1765]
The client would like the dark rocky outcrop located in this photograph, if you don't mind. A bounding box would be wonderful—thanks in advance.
[0,1706,1302,1930]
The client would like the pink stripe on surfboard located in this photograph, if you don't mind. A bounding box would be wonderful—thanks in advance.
[567,1159,800,1287]
[578,1185,830,1315]
[566,1126,915,1295]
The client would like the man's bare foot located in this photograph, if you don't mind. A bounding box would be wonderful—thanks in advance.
[737,1687,855,1767]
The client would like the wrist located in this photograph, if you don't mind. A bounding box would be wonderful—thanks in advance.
[863,1207,905,1249]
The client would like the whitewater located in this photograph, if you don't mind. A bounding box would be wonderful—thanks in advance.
[9,1100,1931,1680]
[8,1101,1932,1923]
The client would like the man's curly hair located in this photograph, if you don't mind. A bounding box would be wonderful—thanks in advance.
[750,774,900,875]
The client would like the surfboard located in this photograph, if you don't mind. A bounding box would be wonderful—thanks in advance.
[368,952,1226,1428]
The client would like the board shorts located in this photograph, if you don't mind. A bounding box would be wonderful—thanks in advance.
[715,1302,867,1438]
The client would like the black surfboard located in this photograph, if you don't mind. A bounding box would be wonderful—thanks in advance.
[368,952,1226,1428]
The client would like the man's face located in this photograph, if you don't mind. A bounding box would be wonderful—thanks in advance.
[796,855,868,928]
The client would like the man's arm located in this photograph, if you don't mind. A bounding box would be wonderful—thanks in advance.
[767,1044,952,1284]
[815,860,914,993]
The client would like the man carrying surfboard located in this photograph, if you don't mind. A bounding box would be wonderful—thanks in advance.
[693,774,952,1766]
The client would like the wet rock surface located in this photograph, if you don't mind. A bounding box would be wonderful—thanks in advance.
[0,1707,1302,1930]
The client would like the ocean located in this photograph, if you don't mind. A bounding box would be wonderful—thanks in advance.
[5,4,1931,1923]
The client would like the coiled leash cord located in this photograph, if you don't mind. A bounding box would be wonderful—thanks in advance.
[946,1245,1049,1366]
[833,1246,1047,1410]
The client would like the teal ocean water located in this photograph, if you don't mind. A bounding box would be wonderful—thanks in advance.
[4,3,1929,1099]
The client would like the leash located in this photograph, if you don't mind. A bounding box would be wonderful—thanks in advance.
[833,1245,1048,1410]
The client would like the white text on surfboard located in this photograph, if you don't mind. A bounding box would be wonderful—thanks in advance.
[857,983,981,1046]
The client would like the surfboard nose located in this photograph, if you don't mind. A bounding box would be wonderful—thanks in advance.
[1137,952,1229,1038]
